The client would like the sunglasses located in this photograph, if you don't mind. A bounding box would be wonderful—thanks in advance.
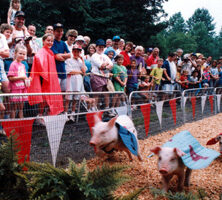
[69,35,77,38]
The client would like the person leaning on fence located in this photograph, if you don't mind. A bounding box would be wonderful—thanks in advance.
[189,70,201,89]
[90,39,115,117]
[161,52,177,99]
[126,59,140,97]
[138,75,153,102]
[8,44,31,118]
[28,33,63,120]
[201,65,211,88]
[180,70,189,91]
[50,23,71,92]
[210,60,219,87]
[149,58,164,90]
[64,44,87,121]
[111,54,128,108]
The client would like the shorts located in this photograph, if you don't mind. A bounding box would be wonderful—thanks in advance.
[65,93,81,101]
[10,88,28,102]
[59,78,67,92]
[90,74,108,92]
[162,84,175,94]
[0,59,8,82]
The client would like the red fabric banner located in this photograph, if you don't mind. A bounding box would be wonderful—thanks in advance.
[2,119,34,164]
[140,104,151,136]
[169,99,177,125]
[209,95,214,113]
[86,111,103,135]
[191,96,196,119]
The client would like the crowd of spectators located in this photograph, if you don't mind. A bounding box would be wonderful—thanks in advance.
[1,0,222,123]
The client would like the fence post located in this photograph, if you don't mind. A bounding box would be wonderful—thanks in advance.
[214,88,217,115]
[182,90,186,123]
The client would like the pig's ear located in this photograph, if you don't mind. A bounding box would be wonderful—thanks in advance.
[94,113,102,125]
[174,148,185,157]
[108,116,118,128]
[150,146,161,155]
[207,137,219,145]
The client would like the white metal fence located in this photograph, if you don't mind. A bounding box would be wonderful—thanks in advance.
[0,88,221,166]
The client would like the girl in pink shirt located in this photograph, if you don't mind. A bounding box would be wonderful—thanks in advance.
[8,44,30,118]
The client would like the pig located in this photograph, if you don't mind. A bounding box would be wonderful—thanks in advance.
[89,114,142,161]
[206,133,222,154]
[151,146,192,192]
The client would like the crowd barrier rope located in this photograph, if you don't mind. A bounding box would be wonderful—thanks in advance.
[0,88,221,166]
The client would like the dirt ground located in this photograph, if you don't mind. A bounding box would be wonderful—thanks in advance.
[87,113,222,200]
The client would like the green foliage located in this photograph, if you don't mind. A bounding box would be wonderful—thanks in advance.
[187,8,215,35]
[167,12,187,33]
[0,131,29,200]
[24,159,141,200]
[1,0,168,45]
[150,8,220,59]
[150,187,210,200]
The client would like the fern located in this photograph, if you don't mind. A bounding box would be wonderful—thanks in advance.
[0,131,29,200]
[25,159,138,200]
[115,187,144,200]
[150,187,209,200]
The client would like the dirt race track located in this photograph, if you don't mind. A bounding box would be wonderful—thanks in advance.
[87,113,222,200]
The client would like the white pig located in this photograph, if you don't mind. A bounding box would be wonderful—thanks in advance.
[89,115,142,161]
[151,146,192,192]
[206,133,222,154]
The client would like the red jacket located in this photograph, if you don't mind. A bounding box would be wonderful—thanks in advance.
[28,47,64,115]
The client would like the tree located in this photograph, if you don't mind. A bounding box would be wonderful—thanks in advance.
[20,0,168,44]
[187,8,215,35]
[167,12,186,33]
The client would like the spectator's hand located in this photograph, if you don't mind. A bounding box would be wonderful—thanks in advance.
[19,76,27,81]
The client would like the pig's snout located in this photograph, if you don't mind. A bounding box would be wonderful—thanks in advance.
[159,169,168,175]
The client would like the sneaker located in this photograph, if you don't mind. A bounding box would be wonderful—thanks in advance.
[69,111,75,122]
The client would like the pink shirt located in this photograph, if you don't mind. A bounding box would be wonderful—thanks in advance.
[8,61,27,90]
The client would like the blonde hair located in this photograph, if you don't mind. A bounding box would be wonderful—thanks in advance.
[9,0,21,10]
[14,44,27,60]
[42,33,54,41]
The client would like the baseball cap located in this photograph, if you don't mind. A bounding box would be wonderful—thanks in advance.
[15,11,25,18]
[96,39,106,46]
[76,35,85,42]
[112,35,120,41]
[53,23,63,30]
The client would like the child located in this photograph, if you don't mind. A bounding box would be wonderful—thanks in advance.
[189,70,200,89]
[202,66,211,87]
[139,75,153,101]
[112,54,128,107]
[150,58,164,90]
[7,0,21,25]
[0,23,13,44]
[8,44,30,118]
[65,44,87,121]
[126,59,140,95]
[180,70,189,91]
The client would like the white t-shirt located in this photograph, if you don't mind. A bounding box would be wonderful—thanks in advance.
[0,34,9,59]
[66,57,84,92]
[169,60,177,83]
[91,52,113,74]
